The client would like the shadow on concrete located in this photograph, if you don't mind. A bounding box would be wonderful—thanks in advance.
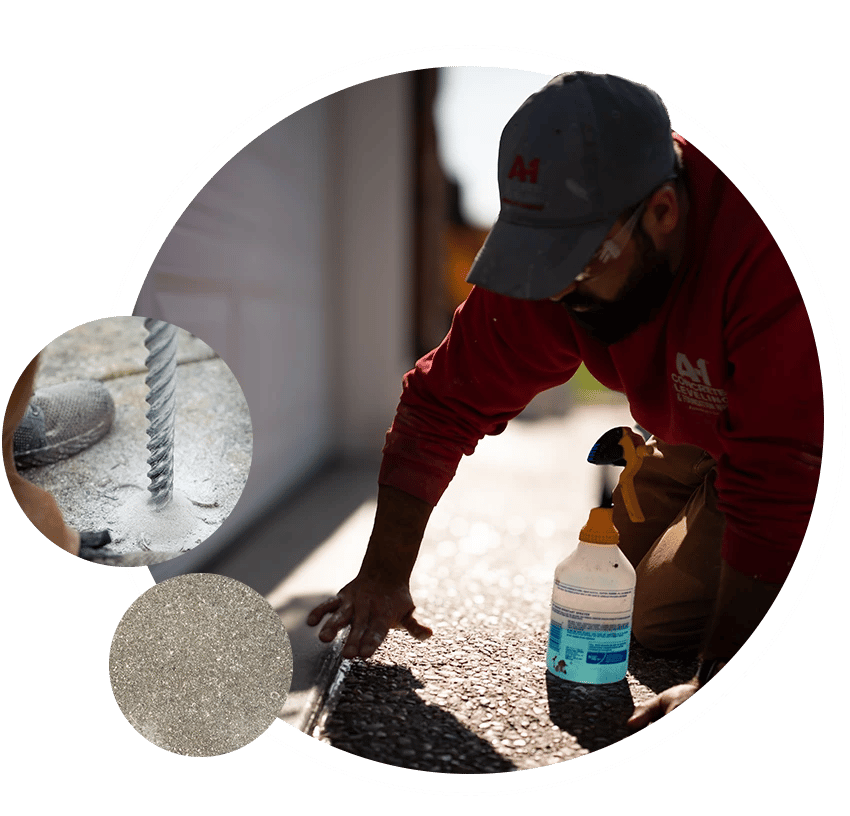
[319,662,517,774]
[545,673,635,752]
[543,640,697,754]
[626,639,697,694]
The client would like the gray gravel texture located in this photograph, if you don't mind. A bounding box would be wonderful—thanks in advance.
[109,573,293,756]
[16,316,252,565]
[314,403,698,772]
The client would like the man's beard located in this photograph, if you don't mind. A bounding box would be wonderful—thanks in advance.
[558,228,676,346]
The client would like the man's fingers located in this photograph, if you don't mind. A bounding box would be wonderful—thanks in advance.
[626,702,655,731]
[402,611,433,642]
[343,610,430,659]
[306,595,342,626]
[358,624,390,659]
[342,616,370,659]
[627,684,697,730]
[317,602,354,643]
[344,628,385,660]
[319,608,351,639]
[309,588,430,659]
[343,606,390,659]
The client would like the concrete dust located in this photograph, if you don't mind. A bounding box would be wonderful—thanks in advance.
[108,488,220,554]
[20,319,252,563]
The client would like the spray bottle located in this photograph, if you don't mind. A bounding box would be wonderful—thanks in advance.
[547,427,649,684]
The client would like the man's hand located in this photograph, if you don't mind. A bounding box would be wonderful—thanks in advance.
[307,484,435,659]
[627,560,784,731]
[627,681,699,730]
[307,575,432,659]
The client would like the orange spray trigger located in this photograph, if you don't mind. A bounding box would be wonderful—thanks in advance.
[587,426,648,523]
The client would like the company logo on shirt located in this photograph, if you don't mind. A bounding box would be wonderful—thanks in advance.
[671,353,728,415]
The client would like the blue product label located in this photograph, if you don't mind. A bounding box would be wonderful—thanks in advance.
[586,650,629,665]
[547,593,632,684]
[547,624,630,684]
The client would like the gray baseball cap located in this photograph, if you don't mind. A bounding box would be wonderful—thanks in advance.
[466,72,676,300]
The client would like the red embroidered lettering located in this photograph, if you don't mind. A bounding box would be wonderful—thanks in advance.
[508,155,540,183]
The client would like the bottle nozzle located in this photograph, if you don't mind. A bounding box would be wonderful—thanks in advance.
[587,427,649,523]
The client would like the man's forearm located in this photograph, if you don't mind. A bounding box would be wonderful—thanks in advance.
[358,484,434,584]
[697,558,784,671]
[307,483,436,656]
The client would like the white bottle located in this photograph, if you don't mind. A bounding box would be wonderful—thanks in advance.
[547,507,636,684]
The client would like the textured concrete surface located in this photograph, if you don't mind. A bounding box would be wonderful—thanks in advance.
[316,628,693,772]
[14,316,252,566]
[307,403,699,771]
[109,573,292,756]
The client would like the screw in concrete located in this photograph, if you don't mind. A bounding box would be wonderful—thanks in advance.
[144,318,179,509]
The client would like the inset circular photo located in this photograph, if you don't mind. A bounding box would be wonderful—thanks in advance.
[3,316,252,566]
[109,573,293,756]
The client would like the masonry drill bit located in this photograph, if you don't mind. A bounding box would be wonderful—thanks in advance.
[144,318,178,509]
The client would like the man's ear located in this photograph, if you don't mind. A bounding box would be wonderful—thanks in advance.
[643,184,680,245]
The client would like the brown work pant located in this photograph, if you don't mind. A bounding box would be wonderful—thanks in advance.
[612,437,723,657]
[3,355,80,555]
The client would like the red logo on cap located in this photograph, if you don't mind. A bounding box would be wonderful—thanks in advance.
[508,155,540,183]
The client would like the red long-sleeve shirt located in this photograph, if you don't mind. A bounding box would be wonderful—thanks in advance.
[379,135,822,584]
